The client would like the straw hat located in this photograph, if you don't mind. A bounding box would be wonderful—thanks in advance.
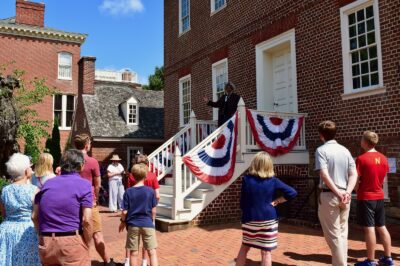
[110,154,122,161]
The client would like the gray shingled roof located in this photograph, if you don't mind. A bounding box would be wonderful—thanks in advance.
[83,84,164,139]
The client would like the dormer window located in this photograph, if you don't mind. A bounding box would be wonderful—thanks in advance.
[121,96,139,125]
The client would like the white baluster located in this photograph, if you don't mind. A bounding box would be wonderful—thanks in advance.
[189,111,197,149]
[172,146,183,220]
[237,98,246,161]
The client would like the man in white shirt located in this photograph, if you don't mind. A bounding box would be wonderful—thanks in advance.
[315,121,357,266]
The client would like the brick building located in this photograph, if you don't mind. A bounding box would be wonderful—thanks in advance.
[163,0,400,225]
[73,57,164,171]
[0,0,87,150]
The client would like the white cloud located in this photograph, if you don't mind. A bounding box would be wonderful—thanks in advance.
[99,0,144,16]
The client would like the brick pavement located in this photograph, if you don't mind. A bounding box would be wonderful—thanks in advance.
[91,206,400,265]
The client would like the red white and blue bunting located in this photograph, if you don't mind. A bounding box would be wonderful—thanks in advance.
[246,109,304,156]
[183,112,238,185]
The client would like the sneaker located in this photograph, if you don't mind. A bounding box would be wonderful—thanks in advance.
[124,258,130,266]
[355,259,377,266]
[104,258,117,266]
[378,256,394,266]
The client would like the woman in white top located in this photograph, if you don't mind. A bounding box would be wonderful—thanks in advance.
[107,154,125,212]
[31,153,56,189]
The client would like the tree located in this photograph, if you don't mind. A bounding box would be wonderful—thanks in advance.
[142,66,164,91]
[1,63,56,164]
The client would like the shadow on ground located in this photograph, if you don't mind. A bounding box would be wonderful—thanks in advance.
[92,261,124,266]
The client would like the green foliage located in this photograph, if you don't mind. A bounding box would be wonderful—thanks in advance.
[46,119,62,169]
[142,66,164,91]
[0,177,10,223]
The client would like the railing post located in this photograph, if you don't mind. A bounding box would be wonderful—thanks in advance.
[237,98,246,161]
[189,110,197,149]
[172,146,183,220]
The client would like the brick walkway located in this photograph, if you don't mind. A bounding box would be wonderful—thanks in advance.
[91,207,400,265]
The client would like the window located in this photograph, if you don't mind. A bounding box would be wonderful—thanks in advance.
[212,58,228,120]
[54,94,75,129]
[179,0,190,34]
[127,146,143,169]
[58,52,72,80]
[340,0,383,98]
[179,75,191,126]
[128,103,138,125]
[211,0,226,14]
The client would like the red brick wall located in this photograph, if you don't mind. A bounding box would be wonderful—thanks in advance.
[0,34,81,151]
[15,0,45,27]
[165,0,400,208]
[192,165,310,226]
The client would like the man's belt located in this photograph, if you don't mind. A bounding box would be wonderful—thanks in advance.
[40,230,82,237]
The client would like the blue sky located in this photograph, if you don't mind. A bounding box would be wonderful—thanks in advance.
[0,0,163,84]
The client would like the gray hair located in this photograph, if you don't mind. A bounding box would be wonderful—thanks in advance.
[60,149,84,173]
[6,153,31,179]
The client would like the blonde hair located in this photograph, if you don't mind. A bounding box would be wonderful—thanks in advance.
[131,163,149,182]
[363,131,379,147]
[35,153,54,177]
[248,152,275,178]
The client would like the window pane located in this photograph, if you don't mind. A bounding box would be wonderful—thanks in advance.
[369,46,377,59]
[361,62,369,74]
[367,32,375,45]
[357,22,365,35]
[371,73,379,85]
[353,77,361,89]
[54,95,62,110]
[362,75,370,87]
[59,53,72,66]
[366,18,375,31]
[358,35,366,47]
[66,111,73,127]
[351,52,359,63]
[352,64,360,76]
[360,48,368,61]
[54,111,62,126]
[370,59,378,72]
[366,6,374,18]
[349,26,357,37]
[67,95,74,111]
[350,38,358,50]
[348,13,356,25]
[357,9,365,22]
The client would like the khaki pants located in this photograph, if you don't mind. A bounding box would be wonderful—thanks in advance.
[318,192,350,266]
[39,234,89,266]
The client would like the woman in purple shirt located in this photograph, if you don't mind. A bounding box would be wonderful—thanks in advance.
[235,152,297,266]
[33,149,93,266]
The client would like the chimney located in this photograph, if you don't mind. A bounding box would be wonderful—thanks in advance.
[78,57,96,95]
[122,70,133,82]
[15,0,45,27]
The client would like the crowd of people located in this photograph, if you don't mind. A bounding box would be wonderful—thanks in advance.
[0,120,396,266]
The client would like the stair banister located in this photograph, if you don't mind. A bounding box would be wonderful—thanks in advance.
[172,146,183,220]
[237,98,246,161]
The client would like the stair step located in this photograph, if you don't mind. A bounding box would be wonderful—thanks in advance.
[155,215,191,232]
[159,185,173,194]
[157,202,191,213]
[159,193,173,205]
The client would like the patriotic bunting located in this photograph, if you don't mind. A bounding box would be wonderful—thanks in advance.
[246,109,304,156]
[183,112,238,185]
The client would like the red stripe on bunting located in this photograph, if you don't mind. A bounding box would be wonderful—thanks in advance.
[246,109,304,157]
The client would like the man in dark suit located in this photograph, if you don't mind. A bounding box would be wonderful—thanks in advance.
[203,82,241,127]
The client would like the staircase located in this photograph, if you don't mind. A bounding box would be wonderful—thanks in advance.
[148,99,309,231]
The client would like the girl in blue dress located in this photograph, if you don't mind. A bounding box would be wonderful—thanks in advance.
[0,153,41,266]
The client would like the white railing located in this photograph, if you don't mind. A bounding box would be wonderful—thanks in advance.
[148,111,217,181]
[171,99,307,219]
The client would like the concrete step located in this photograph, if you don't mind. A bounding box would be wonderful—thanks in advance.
[155,215,191,232]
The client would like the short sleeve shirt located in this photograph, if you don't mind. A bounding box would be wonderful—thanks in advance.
[122,186,157,228]
[34,173,92,232]
[128,172,160,190]
[80,154,101,202]
[315,140,356,190]
[107,163,124,180]
[356,151,389,200]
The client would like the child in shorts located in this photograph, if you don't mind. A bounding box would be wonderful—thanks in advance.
[119,163,159,266]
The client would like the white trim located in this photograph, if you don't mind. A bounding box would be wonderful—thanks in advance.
[210,0,226,15]
[340,0,383,94]
[127,103,139,125]
[341,86,386,100]
[255,29,298,112]
[92,137,164,143]
[179,74,191,127]
[57,52,72,80]
[179,0,190,36]
[54,94,75,130]
[211,58,228,121]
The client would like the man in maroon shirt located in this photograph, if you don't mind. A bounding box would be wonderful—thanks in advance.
[74,134,116,266]
[355,131,394,266]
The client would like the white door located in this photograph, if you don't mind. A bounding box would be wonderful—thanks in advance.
[272,48,294,112]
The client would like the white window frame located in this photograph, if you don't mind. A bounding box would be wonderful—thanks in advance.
[127,103,139,125]
[179,0,190,35]
[53,94,75,130]
[340,0,384,100]
[179,74,191,127]
[211,0,226,15]
[211,58,228,121]
[127,146,143,169]
[58,52,72,80]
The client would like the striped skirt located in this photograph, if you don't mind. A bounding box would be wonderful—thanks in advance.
[242,220,278,251]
